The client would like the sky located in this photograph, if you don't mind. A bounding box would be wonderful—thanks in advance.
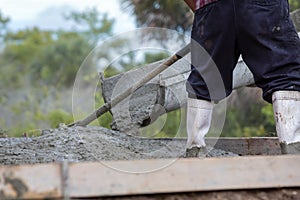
[0,0,136,33]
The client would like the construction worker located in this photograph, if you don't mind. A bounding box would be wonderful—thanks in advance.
[184,0,300,156]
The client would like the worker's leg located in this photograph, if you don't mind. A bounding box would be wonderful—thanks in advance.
[237,0,300,103]
[272,91,300,154]
[187,0,239,102]
[186,98,213,157]
[237,0,300,154]
[185,1,239,157]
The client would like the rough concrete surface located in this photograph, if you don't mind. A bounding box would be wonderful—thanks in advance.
[0,125,238,165]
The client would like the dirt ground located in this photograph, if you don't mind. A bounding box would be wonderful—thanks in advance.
[97,189,300,200]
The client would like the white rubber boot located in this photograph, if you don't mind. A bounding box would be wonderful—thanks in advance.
[272,91,300,154]
[186,98,213,157]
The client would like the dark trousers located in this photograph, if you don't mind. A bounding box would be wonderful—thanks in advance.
[186,0,300,103]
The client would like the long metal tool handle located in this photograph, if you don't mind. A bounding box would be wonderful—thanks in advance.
[68,44,190,127]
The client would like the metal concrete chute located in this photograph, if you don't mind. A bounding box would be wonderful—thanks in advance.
[100,53,255,134]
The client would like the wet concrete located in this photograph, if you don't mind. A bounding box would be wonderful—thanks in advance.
[0,126,238,165]
[109,83,162,135]
[101,60,169,135]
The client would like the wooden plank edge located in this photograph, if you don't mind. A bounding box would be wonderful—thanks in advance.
[139,137,281,155]
[68,155,300,198]
[1,155,299,199]
[0,163,63,199]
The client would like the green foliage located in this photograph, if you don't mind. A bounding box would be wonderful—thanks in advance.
[144,52,169,63]
[0,10,10,42]
[158,109,182,137]
[1,7,116,89]
[65,7,114,42]
[139,109,182,138]
[121,0,193,33]
[0,10,10,27]
[94,90,113,128]
[289,0,300,11]
[8,124,37,138]
[2,29,94,88]
[31,32,92,87]
[221,97,276,137]
[47,109,73,128]
[261,103,275,127]
[0,8,119,136]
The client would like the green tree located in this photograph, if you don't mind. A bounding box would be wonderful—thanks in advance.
[0,10,10,44]
[220,88,276,137]
[65,7,115,43]
[0,8,120,135]
[121,0,193,33]
[30,31,92,87]
[1,7,116,88]
[289,0,300,11]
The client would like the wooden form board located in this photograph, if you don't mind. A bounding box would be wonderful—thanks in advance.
[146,137,282,155]
[0,164,63,199]
[1,155,300,199]
[208,137,281,155]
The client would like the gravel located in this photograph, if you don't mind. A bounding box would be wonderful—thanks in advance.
[0,125,238,165]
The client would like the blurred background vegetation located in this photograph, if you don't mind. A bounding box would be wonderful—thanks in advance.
[0,0,299,137]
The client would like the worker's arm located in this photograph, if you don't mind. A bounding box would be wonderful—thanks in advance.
[184,0,196,12]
